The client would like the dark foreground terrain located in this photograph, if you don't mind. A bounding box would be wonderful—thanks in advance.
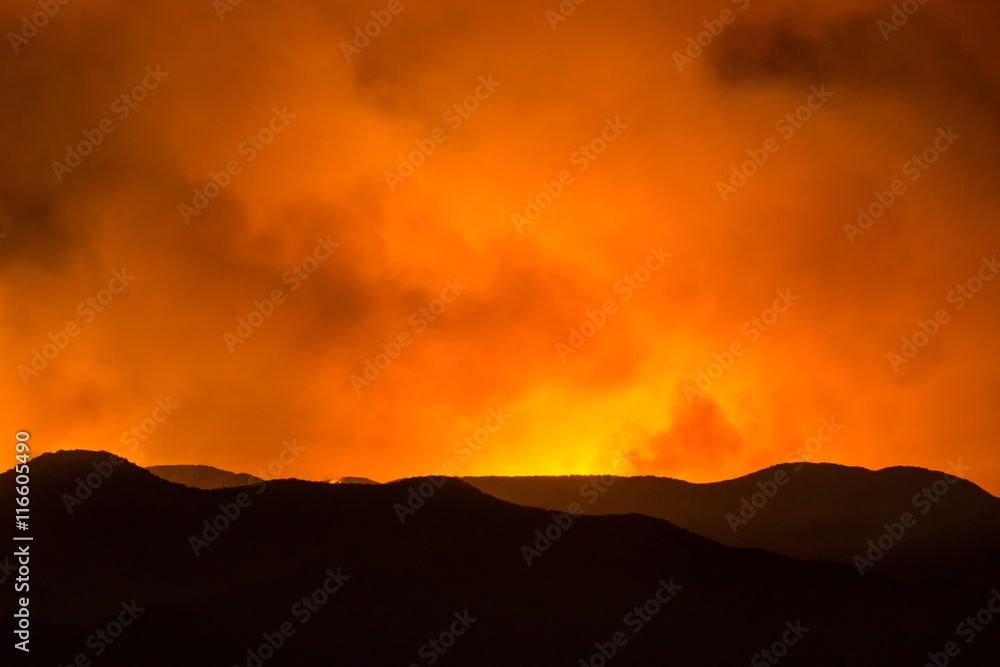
[465,463,1000,586]
[2,451,999,665]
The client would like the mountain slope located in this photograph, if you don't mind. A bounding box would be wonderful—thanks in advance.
[464,462,1000,586]
[2,451,997,666]
[147,463,263,489]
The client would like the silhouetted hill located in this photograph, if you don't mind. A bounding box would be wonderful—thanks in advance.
[464,463,1000,587]
[147,464,263,489]
[2,451,998,665]
[326,476,379,485]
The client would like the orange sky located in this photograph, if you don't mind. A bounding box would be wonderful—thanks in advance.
[3,0,1000,494]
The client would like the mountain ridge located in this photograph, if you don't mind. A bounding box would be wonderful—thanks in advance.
[5,450,998,665]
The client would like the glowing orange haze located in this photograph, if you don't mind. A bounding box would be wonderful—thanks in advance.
[2,0,999,494]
